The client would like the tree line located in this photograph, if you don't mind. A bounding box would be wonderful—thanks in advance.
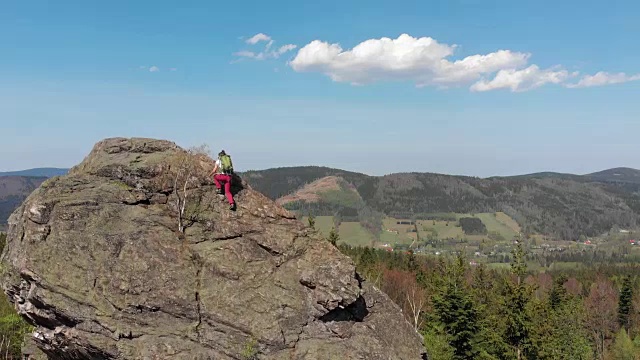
[337,241,640,359]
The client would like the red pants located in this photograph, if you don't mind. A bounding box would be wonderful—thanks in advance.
[213,174,234,205]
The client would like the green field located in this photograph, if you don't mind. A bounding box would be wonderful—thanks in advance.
[475,212,519,240]
[415,219,465,240]
[384,212,522,249]
[495,212,521,233]
[303,216,375,247]
[379,230,401,245]
[302,216,335,237]
[339,222,375,247]
[303,212,523,250]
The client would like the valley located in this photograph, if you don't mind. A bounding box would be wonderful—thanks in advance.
[241,165,640,270]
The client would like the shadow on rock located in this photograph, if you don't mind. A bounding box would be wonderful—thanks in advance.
[230,173,245,196]
[319,296,369,323]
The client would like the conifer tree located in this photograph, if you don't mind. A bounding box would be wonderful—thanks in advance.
[433,253,480,360]
[502,242,534,360]
[406,249,418,272]
[619,276,633,331]
[549,274,568,310]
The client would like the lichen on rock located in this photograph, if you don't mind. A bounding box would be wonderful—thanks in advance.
[1,137,427,359]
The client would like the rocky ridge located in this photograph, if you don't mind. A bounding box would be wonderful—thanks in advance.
[1,137,427,359]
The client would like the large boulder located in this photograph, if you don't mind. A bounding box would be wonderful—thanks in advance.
[1,137,427,359]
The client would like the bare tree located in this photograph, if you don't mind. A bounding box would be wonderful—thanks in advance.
[162,145,211,234]
[405,279,427,331]
[585,276,619,360]
[381,268,427,331]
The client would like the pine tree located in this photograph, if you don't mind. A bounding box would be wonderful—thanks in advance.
[433,254,480,360]
[358,247,378,282]
[619,276,633,330]
[406,249,418,272]
[471,263,493,306]
[502,242,534,360]
[359,247,374,268]
[549,274,568,310]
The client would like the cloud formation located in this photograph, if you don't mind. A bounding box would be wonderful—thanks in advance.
[246,33,271,45]
[233,33,297,62]
[565,71,640,88]
[139,65,166,72]
[288,34,638,92]
[138,65,178,73]
[471,65,573,92]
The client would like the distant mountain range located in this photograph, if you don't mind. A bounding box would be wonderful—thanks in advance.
[508,167,640,184]
[0,168,69,229]
[2,166,640,239]
[0,176,48,230]
[242,166,640,240]
[0,168,68,178]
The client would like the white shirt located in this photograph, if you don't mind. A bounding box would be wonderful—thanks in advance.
[214,159,222,174]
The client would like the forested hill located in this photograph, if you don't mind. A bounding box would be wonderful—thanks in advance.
[242,166,640,240]
[242,166,375,199]
[0,167,68,177]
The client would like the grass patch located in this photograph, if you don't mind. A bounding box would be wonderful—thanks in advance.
[379,231,400,245]
[382,217,421,245]
[302,216,335,237]
[303,216,376,247]
[308,212,524,251]
[319,189,363,208]
[475,213,518,240]
[416,219,464,240]
[339,222,375,247]
[495,212,521,233]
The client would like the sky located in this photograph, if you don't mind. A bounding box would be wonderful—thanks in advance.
[1,0,639,177]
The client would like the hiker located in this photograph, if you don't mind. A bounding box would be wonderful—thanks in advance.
[209,150,236,211]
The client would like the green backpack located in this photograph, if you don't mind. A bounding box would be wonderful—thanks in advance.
[219,154,234,174]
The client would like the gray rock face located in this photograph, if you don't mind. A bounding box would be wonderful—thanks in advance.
[1,137,427,359]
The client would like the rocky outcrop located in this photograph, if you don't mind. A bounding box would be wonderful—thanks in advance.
[1,137,427,359]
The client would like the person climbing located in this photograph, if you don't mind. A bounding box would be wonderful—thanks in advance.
[209,150,236,211]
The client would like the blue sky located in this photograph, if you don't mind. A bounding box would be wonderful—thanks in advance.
[1,0,639,177]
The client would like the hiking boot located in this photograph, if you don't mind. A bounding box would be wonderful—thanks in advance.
[229,203,236,211]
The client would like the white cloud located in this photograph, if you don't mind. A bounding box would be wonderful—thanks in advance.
[233,34,297,62]
[565,71,640,88]
[169,68,177,72]
[277,44,297,55]
[149,66,160,72]
[246,33,272,45]
[289,34,533,88]
[233,51,257,59]
[471,65,572,92]
[287,33,638,92]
